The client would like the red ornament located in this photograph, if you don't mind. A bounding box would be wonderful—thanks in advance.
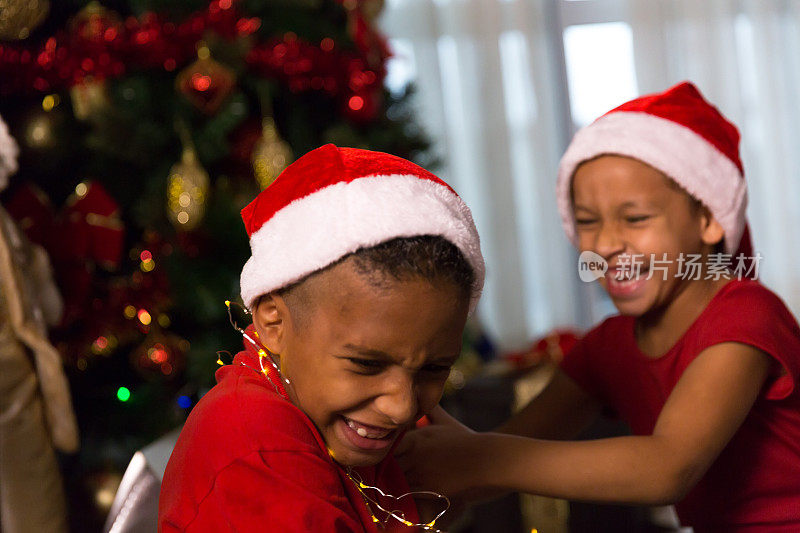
[175,50,236,114]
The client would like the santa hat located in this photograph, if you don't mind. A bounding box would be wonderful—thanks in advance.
[557,81,751,258]
[239,144,485,312]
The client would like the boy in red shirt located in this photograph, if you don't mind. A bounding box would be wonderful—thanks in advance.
[158,144,485,532]
[399,82,800,531]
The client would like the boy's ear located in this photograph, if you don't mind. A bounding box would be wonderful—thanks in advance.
[252,293,290,354]
[698,206,725,247]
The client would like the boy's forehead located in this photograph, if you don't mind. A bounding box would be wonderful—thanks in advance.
[275,258,382,313]
[571,155,698,205]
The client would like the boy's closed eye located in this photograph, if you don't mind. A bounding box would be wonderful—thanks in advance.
[338,345,457,376]
[345,357,387,374]
[624,214,652,224]
[344,358,453,377]
[574,217,599,226]
[343,356,455,374]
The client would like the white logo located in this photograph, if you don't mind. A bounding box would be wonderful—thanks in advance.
[578,251,608,282]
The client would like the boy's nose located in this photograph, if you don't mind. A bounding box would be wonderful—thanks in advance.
[593,222,625,258]
[374,374,419,426]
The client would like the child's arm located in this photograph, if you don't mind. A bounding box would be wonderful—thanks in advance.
[401,342,771,505]
[496,367,602,439]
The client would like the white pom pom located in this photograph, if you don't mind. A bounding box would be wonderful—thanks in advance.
[0,115,20,191]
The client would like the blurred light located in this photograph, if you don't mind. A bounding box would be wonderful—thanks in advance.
[117,386,131,402]
[95,486,116,510]
[91,335,110,355]
[191,74,211,91]
[137,309,152,326]
[25,116,54,147]
[448,369,466,389]
[348,95,364,111]
[42,94,59,111]
[124,305,137,319]
[177,395,192,408]
[140,250,152,262]
[149,344,168,363]
[157,314,171,328]
[75,182,88,197]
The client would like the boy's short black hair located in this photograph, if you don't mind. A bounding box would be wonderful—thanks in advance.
[275,235,474,323]
[349,235,475,296]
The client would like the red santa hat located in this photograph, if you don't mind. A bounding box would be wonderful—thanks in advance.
[556,81,751,258]
[240,144,485,311]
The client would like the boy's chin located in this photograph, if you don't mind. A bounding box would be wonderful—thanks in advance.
[329,445,390,468]
[610,299,652,317]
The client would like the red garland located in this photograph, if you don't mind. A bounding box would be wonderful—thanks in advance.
[0,0,386,105]
[246,35,383,96]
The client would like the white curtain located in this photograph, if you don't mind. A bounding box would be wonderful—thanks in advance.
[380,0,800,350]
[629,0,800,317]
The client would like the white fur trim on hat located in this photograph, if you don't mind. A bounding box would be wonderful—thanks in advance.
[240,174,485,313]
[557,111,747,254]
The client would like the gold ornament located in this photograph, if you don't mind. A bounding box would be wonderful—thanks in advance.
[167,140,209,231]
[252,117,292,189]
[69,1,122,41]
[70,78,109,120]
[0,0,49,40]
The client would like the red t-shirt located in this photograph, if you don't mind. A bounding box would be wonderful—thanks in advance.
[561,279,800,531]
[158,336,419,532]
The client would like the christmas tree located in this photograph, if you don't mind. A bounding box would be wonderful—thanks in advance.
[0,0,432,529]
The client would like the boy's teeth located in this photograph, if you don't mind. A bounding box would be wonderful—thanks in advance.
[346,419,391,439]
